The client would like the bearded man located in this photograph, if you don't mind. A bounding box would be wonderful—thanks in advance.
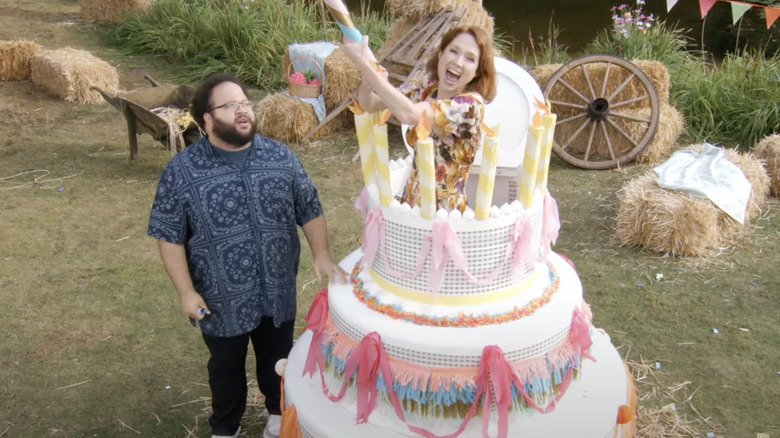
[147,73,347,438]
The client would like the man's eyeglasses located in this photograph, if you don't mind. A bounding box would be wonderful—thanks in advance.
[210,101,253,112]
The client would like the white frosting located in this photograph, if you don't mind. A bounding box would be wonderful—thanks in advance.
[330,251,579,366]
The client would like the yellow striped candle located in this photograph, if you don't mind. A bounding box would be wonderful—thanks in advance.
[536,113,557,196]
[519,125,545,209]
[354,112,376,188]
[416,136,436,219]
[475,126,499,220]
[373,116,392,207]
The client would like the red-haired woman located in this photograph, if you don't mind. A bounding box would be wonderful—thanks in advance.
[342,26,497,213]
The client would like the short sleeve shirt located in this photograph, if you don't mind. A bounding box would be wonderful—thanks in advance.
[399,76,485,212]
[147,135,323,337]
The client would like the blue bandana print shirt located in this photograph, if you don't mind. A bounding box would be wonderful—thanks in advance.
[148,135,323,337]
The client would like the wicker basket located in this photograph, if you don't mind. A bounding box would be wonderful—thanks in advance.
[286,56,323,98]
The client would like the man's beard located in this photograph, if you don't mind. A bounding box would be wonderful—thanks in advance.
[211,116,257,148]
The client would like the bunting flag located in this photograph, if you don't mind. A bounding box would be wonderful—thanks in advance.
[667,0,780,29]
[699,0,718,17]
[730,1,752,23]
[766,6,780,28]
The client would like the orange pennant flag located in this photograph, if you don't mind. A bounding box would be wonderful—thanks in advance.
[765,6,780,28]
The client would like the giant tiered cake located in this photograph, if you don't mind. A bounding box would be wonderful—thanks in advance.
[282,58,636,438]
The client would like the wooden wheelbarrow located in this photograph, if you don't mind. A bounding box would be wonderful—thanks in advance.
[93,75,201,159]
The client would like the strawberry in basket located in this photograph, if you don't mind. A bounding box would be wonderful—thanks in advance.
[289,72,307,84]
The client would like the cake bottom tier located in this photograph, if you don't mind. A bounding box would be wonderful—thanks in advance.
[284,328,632,438]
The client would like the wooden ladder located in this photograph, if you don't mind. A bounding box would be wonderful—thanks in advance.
[301,6,465,142]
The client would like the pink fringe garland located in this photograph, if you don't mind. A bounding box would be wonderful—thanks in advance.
[303,294,595,438]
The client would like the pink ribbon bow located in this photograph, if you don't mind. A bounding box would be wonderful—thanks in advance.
[570,307,595,363]
[429,222,469,294]
[361,207,383,266]
[542,194,561,257]
[302,289,330,378]
[510,215,536,277]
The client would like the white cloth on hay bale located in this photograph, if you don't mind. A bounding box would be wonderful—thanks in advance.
[286,41,336,122]
[653,143,752,224]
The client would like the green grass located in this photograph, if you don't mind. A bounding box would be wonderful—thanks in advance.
[107,0,391,91]
[673,50,780,148]
[2,1,780,437]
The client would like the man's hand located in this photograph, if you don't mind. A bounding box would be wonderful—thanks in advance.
[313,252,348,284]
[180,290,210,320]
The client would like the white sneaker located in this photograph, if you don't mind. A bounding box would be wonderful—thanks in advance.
[263,414,282,438]
[212,425,240,438]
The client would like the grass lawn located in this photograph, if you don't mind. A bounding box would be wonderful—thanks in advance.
[1,0,778,437]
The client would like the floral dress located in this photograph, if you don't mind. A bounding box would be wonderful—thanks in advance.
[400,75,485,213]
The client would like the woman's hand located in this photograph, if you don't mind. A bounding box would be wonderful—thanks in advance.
[340,35,374,69]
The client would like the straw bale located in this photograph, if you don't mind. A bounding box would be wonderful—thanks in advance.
[616,173,721,257]
[78,0,154,23]
[0,40,41,81]
[323,49,360,110]
[30,48,119,104]
[631,105,685,165]
[528,63,562,90]
[255,92,337,143]
[682,144,769,225]
[630,59,669,105]
[386,0,495,37]
[617,144,770,256]
[283,48,359,110]
[754,134,780,197]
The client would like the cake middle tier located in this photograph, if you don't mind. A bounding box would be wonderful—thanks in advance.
[330,249,584,367]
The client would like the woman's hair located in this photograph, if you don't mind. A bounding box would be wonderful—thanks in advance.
[425,26,496,102]
[190,72,251,127]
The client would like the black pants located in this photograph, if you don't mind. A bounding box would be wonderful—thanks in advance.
[202,317,294,435]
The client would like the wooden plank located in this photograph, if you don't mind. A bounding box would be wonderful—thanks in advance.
[301,6,464,142]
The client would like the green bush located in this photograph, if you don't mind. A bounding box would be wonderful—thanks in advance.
[110,0,391,91]
[674,50,780,148]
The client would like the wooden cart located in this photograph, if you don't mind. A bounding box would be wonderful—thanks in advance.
[94,76,200,159]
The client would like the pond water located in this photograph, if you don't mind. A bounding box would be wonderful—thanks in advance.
[484,0,774,57]
[351,0,778,58]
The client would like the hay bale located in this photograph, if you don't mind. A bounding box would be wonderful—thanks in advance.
[255,92,337,143]
[616,173,721,257]
[629,105,685,165]
[282,48,360,110]
[0,40,41,81]
[30,48,119,104]
[528,63,562,89]
[323,49,360,109]
[386,0,495,37]
[754,134,780,197]
[630,59,670,105]
[78,0,154,23]
[617,144,770,256]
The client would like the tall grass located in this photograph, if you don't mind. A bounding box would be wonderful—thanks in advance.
[109,0,391,91]
[674,50,780,148]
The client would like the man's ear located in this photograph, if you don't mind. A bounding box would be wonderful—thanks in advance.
[203,112,213,137]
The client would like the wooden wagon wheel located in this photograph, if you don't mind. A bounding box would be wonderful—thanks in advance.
[542,54,660,170]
